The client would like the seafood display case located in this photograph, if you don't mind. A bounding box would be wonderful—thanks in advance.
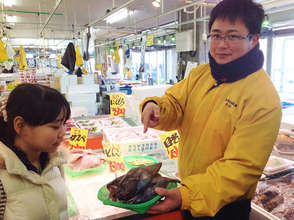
[250,126,294,220]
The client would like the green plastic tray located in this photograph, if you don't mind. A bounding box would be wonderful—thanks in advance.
[64,163,106,178]
[123,155,158,169]
[97,181,177,214]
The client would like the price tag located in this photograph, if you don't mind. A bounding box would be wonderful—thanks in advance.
[110,93,126,117]
[69,128,88,148]
[6,82,19,91]
[160,130,180,160]
[103,142,126,173]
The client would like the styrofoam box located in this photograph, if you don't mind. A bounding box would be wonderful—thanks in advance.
[67,84,99,94]
[66,93,97,104]
[67,74,78,86]
[81,74,95,84]
[131,85,171,101]
[250,203,280,220]
[103,126,165,155]
[71,103,98,116]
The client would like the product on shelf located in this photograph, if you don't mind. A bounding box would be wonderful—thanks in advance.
[103,126,164,155]
[68,149,105,170]
[263,156,294,175]
[253,173,294,220]
[74,115,130,133]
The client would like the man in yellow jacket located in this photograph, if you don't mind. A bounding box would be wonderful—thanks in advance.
[140,0,281,219]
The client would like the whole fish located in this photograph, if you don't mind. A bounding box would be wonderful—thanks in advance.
[107,163,162,202]
[127,174,179,204]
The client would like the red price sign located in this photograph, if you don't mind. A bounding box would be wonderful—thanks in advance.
[109,161,126,173]
[112,107,126,116]
[103,142,125,173]
[160,130,180,160]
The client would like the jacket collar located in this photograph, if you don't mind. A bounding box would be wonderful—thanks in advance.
[209,43,264,84]
[0,140,68,178]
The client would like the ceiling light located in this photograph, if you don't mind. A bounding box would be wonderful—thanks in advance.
[6,16,17,23]
[2,0,15,7]
[105,8,129,24]
[152,0,161,8]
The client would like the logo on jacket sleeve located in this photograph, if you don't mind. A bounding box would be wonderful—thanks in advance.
[225,98,238,108]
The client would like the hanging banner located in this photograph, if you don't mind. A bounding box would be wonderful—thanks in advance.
[110,93,126,117]
[103,142,126,173]
[145,35,154,46]
[160,130,180,160]
[69,128,88,148]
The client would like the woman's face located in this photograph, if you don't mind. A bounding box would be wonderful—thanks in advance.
[22,111,67,153]
[209,18,259,64]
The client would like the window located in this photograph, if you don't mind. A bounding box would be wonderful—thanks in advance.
[130,48,177,84]
[271,36,294,94]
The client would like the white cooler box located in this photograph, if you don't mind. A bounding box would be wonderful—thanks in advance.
[103,126,165,156]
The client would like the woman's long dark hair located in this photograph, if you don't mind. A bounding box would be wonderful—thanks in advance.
[0,83,71,143]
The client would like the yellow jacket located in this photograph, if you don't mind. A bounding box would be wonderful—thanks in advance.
[140,63,281,217]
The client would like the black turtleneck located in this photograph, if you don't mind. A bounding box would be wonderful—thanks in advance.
[209,43,264,85]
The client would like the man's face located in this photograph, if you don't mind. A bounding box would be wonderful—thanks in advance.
[209,18,259,64]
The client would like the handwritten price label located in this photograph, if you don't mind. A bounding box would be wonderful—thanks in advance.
[110,93,126,117]
[69,128,88,148]
[103,142,125,173]
[160,130,180,160]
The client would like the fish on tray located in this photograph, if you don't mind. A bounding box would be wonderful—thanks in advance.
[106,162,179,204]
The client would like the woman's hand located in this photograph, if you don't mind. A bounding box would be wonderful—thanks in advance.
[147,187,182,214]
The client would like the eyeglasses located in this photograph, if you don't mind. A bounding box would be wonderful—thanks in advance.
[207,33,252,44]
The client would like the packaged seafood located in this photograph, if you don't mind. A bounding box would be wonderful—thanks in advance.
[263,156,294,175]
[103,126,164,155]
[252,173,294,220]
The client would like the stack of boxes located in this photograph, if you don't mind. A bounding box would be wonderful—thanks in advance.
[57,74,99,116]
[125,85,172,124]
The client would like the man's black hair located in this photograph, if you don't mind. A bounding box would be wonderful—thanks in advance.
[209,0,265,34]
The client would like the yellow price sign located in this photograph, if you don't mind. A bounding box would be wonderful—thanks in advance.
[160,130,180,160]
[69,128,88,148]
[103,142,125,173]
[110,93,126,117]
[6,82,20,91]
[146,35,154,46]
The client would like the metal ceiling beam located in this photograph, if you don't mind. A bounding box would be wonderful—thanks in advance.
[40,0,63,36]
[3,9,63,15]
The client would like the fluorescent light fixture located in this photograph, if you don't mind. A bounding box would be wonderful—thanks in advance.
[3,0,15,7]
[152,0,160,8]
[6,16,17,23]
[105,8,128,24]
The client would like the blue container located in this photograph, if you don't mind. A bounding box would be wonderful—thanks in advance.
[119,85,132,95]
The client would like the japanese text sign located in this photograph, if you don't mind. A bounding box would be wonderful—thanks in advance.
[69,128,88,148]
[160,130,180,160]
[103,142,126,173]
[6,82,20,91]
[110,93,126,117]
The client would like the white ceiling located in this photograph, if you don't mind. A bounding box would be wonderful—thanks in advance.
[1,0,191,40]
[1,0,294,46]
